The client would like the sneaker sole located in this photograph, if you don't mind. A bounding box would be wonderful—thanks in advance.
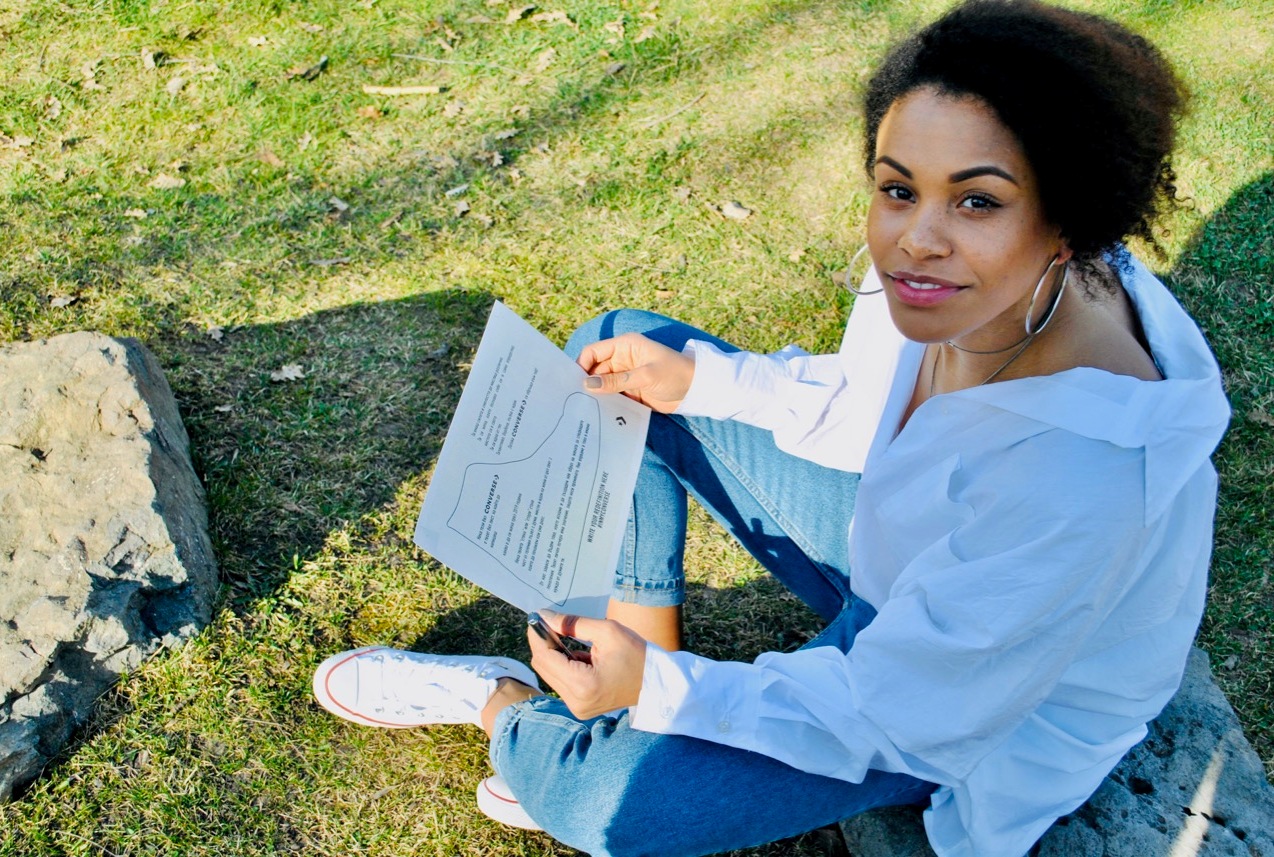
[477,776,543,831]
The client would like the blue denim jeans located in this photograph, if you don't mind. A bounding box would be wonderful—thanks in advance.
[488,311,936,857]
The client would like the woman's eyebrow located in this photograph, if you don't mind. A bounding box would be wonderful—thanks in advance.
[949,165,1018,185]
[875,156,912,178]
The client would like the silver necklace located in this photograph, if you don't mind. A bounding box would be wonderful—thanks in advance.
[944,331,1031,355]
[929,334,1037,398]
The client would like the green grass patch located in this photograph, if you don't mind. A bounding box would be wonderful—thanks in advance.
[2,0,1272,853]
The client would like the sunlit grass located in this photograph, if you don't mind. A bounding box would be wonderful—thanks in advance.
[1,0,1271,853]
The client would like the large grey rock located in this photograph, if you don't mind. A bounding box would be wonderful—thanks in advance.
[841,648,1274,856]
[0,332,217,801]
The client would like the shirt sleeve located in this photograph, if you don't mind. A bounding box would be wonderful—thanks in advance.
[630,434,1154,786]
[677,340,846,430]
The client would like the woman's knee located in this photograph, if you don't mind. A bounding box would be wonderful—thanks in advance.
[564,309,698,360]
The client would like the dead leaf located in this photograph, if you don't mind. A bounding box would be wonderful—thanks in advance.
[655,289,675,300]
[166,77,187,95]
[433,153,460,170]
[634,25,656,43]
[453,200,471,217]
[310,257,351,267]
[530,10,577,28]
[281,500,305,513]
[605,62,627,76]
[788,248,805,262]
[604,18,625,41]
[298,132,315,151]
[436,36,455,52]
[511,104,530,118]
[534,47,557,72]
[269,364,305,382]
[247,36,270,47]
[123,208,148,219]
[141,48,167,69]
[257,149,284,168]
[356,105,383,119]
[361,84,444,96]
[49,295,77,308]
[45,167,69,183]
[328,196,351,215]
[207,325,225,341]
[1248,408,1274,427]
[672,186,691,203]
[445,184,469,197]
[505,5,536,23]
[464,15,495,24]
[1,134,35,149]
[299,22,324,33]
[473,212,495,228]
[286,56,328,81]
[42,95,62,120]
[213,404,234,413]
[483,150,504,167]
[426,343,451,359]
[509,167,524,184]
[719,200,753,221]
[149,173,186,190]
[443,100,466,118]
[493,128,519,141]
[169,159,189,172]
[380,210,404,230]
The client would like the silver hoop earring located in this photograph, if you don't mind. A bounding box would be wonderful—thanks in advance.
[1024,256,1069,336]
[844,244,882,295]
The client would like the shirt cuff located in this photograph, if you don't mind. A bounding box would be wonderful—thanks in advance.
[676,340,748,419]
[630,644,761,741]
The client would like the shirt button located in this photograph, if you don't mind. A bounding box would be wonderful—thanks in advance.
[717,720,730,733]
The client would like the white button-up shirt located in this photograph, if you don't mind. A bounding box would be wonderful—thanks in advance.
[629,257,1231,857]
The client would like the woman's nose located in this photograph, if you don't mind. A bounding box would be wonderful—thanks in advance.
[897,205,951,259]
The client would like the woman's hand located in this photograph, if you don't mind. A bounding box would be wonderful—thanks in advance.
[527,611,647,719]
[577,333,695,414]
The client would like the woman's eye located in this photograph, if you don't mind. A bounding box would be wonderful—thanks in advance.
[959,193,1000,211]
[881,183,914,202]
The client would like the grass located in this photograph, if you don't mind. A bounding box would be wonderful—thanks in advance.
[1,0,1271,853]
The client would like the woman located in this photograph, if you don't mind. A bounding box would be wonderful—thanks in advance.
[312,2,1230,854]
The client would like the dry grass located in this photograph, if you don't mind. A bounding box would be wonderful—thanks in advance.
[2,0,1272,854]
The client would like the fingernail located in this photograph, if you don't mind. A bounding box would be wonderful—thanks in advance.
[584,376,603,389]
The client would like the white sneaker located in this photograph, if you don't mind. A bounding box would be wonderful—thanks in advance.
[477,774,543,831]
[312,646,540,728]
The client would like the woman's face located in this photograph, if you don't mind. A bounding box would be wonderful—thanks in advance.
[866,87,1069,348]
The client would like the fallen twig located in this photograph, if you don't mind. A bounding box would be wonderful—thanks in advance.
[639,92,707,128]
[362,84,446,96]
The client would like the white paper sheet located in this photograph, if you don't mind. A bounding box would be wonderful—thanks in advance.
[414,302,651,618]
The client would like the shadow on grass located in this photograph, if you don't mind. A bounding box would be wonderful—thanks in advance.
[1166,170,1274,775]
[174,286,495,600]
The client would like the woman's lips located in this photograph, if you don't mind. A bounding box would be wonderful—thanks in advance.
[886,273,965,307]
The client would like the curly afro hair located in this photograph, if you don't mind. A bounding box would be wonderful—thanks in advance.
[863,0,1187,266]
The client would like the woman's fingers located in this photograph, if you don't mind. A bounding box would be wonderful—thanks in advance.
[527,611,646,719]
[577,334,694,413]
